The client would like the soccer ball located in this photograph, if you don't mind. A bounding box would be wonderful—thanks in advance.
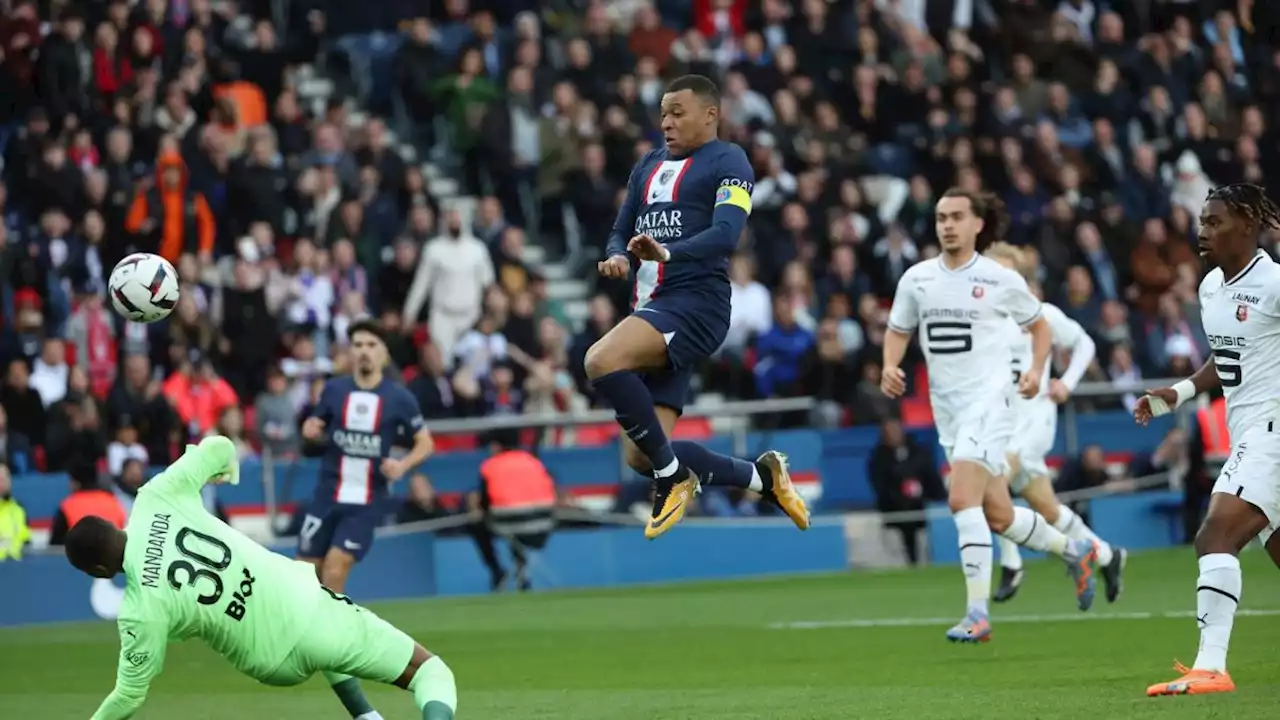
[108,253,180,323]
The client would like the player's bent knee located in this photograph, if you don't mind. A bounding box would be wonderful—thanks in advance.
[583,341,618,380]
[947,463,987,511]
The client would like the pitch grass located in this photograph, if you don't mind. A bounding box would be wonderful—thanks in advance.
[3,547,1279,718]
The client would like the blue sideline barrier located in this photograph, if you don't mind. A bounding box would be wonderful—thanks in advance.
[10,411,1174,521]
[0,524,848,627]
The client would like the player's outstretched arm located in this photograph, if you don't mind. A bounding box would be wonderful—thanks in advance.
[1136,358,1220,423]
[149,435,239,499]
[91,620,168,720]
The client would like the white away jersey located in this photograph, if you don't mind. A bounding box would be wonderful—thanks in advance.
[1199,251,1280,439]
[888,254,1043,411]
[1005,302,1090,407]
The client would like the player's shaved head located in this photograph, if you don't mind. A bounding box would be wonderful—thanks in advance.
[660,75,720,155]
[65,515,127,578]
[664,74,720,108]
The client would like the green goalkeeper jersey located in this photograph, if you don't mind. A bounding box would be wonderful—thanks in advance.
[92,437,323,720]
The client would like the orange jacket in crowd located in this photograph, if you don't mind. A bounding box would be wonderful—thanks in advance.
[163,371,239,436]
[125,151,216,262]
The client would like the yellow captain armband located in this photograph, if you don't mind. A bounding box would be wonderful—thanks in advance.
[715,180,753,214]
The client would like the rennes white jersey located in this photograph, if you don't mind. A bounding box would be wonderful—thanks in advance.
[1005,302,1091,407]
[1200,250,1280,440]
[888,254,1043,413]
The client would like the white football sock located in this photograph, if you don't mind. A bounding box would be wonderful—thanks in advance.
[355,714,384,720]
[653,458,680,479]
[1052,505,1113,565]
[747,464,764,492]
[1002,506,1069,556]
[1192,553,1241,672]
[996,533,1023,571]
[954,506,992,614]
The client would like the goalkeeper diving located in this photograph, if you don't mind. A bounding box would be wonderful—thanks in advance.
[63,435,458,720]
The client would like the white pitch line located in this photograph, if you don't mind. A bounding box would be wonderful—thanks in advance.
[768,608,1280,630]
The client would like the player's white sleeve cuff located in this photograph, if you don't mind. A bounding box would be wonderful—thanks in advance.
[659,244,671,262]
[1016,308,1044,328]
[886,322,916,334]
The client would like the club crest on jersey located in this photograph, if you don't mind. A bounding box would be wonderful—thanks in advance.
[659,168,676,185]
[972,286,985,299]
[1237,304,1248,322]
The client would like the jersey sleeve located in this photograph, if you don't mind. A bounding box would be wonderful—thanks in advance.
[886,270,920,333]
[90,618,169,720]
[310,380,343,424]
[395,385,427,436]
[666,145,755,262]
[1043,303,1096,390]
[605,153,652,259]
[145,435,239,501]
[995,273,1043,327]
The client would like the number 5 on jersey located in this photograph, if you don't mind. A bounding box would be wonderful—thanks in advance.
[926,322,973,355]
[1213,348,1242,387]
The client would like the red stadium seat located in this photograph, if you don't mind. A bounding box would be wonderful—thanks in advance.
[433,434,477,452]
[573,423,618,446]
[672,417,713,440]
[33,445,47,471]
[900,398,934,429]
[912,365,930,397]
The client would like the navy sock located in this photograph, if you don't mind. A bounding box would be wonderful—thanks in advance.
[591,370,677,472]
[671,441,755,489]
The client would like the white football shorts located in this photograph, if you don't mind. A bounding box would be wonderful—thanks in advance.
[1211,422,1280,545]
[937,393,1016,478]
[1006,399,1057,493]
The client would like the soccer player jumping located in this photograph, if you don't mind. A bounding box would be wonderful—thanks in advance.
[585,74,810,539]
[882,189,1099,643]
[299,320,435,592]
[63,436,458,720]
[1136,184,1280,696]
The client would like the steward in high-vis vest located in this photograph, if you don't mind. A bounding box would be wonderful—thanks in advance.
[1196,396,1230,463]
[48,463,128,547]
[472,431,557,592]
[124,151,216,263]
[0,466,31,561]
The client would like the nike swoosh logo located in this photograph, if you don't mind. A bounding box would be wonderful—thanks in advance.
[649,495,686,528]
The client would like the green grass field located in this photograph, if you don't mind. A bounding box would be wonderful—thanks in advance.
[3,547,1279,719]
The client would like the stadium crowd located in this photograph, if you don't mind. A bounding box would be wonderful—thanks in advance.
[0,0,1278,499]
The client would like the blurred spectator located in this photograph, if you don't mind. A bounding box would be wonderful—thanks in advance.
[254,367,300,457]
[403,208,495,361]
[123,152,216,264]
[868,418,946,566]
[0,405,33,474]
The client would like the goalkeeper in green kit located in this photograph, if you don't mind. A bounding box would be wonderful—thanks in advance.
[63,435,458,720]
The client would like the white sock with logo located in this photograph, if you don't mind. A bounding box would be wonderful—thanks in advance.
[954,506,992,615]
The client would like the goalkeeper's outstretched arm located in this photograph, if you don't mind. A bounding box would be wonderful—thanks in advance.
[148,435,241,498]
[91,619,168,720]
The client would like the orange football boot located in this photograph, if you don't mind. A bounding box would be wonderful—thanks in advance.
[645,472,701,540]
[1146,660,1236,697]
[757,450,810,530]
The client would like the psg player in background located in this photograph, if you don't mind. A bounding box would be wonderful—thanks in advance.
[584,74,810,539]
[299,320,435,592]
